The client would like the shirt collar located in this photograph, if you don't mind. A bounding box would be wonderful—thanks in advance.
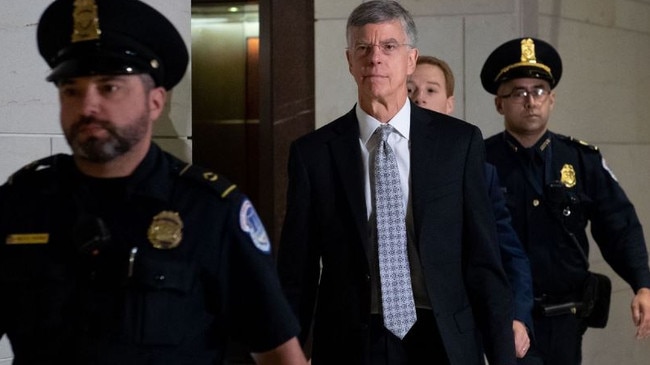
[504,130,551,153]
[357,100,411,145]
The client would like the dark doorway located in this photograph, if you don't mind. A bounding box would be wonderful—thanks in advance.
[191,2,261,205]
[190,0,314,361]
[191,0,314,251]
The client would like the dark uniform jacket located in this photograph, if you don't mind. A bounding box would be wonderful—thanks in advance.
[0,143,299,364]
[278,103,516,365]
[485,130,650,300]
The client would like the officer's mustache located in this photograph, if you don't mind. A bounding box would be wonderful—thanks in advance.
[67,116,128,162]
[70,116,118,138]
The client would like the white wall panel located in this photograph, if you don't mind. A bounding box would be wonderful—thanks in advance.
[465,14,520,137]
[401,0,515,16]
[315,19,356,128]
[413,16,465,119]
[538,17,650,143]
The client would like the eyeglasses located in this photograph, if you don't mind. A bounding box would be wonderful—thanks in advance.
[349,42,412,56]
[498,87,551,103]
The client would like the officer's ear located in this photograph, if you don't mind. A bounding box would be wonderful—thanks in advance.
[548,90,556,111]
[138,73,166,122]
[494,83,506,115]
[495,96,505,115]
[148,86,167,122]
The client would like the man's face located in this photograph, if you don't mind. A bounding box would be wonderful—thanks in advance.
[407,63,454,115]
[57,74,164,163]
[346,20,418,104]
[495,78,555,138]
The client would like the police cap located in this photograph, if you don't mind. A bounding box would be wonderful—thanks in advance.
[37,0,188,90]
[480,37,562,95]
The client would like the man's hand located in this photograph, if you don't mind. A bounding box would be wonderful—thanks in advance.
[632,287,650,339]
[252,337,307,365]
[513,320,530,358]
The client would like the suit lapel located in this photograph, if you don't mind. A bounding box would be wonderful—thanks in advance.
[410,104,462,267]
[329,110,372,264]
[409,105,440,228]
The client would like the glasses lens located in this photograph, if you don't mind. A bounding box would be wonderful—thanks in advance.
[502,87,549,103]
[533,88,547,97]
[353,42,406,56]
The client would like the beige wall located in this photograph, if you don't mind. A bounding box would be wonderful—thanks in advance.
[315,0,650,363]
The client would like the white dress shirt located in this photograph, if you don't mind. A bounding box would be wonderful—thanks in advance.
[357,101,411,220]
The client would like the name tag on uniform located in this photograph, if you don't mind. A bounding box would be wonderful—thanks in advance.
[6,233,49,245]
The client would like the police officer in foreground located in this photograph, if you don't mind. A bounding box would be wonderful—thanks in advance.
[0,1,306,364]
[481,37,650,364]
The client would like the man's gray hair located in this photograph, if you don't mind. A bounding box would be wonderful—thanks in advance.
[346,0,418,47]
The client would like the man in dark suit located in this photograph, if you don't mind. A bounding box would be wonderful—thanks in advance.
[408,55,540,363]
[277,1,516,364]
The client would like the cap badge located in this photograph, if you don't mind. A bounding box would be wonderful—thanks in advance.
[560,164,577,188]
[520,38,537,64]
[72,0,102,43]
[148,211,183,249]
[494,38,552,82]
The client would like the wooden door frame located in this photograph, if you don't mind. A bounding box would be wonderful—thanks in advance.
[259,0,314,249]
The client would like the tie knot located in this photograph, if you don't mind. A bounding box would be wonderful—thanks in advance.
[377,124,393,142]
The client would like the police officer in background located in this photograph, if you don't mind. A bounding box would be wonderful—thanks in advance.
[481,37,650,364]
[0,1,306,364]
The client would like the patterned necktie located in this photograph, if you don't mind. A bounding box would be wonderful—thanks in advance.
[374,124,417,339]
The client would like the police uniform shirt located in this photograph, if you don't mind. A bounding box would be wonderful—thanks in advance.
[485,130,650,298]
[0,143,299,364]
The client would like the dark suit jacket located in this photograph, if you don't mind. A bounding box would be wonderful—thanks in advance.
[485,163,534,331]
[278,103,515,365]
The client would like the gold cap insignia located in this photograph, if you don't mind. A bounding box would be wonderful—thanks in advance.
[72,0,101,43]
[148,211,183,249]
[495,38,552,82]
[520,38,536,64]
[560,164,577,188]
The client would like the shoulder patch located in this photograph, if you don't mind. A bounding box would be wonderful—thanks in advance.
[239,199,271,254]
[177,163,238,199]
[601,158,618,182]
[567,136,599,152]
[562,136,618,182]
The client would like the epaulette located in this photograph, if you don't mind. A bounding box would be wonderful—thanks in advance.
[566,136,599,152]
[6,155,62,186]
[176,163,239,199]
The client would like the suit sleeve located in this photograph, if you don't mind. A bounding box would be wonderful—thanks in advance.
[277,141,322,346]
[485,163,534,331]
[464,128,516,365]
